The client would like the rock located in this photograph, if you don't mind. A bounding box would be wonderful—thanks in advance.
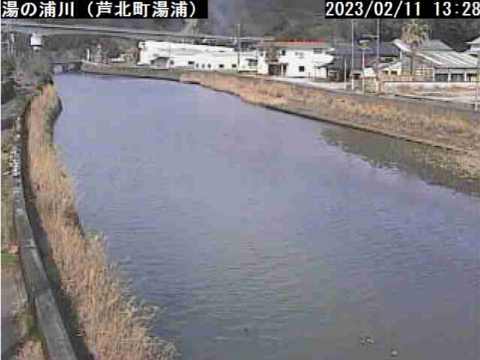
[157,339,181,360]
[7,243,19,254]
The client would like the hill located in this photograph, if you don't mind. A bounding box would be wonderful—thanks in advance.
[36,0,480,50]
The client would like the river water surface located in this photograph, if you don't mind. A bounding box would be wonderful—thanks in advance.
[54,74,479,360]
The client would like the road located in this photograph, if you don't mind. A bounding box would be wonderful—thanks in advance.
[1,100,19,131]
[1,19,272,43]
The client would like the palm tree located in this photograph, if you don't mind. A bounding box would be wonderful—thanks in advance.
[401,20,429,75]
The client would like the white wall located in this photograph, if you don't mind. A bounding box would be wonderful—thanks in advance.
[257,48,334,78]
[138,41,257,72]
[190,52,257,72]
[148,51,257,72]
[138,41,235,65]
[257,51,269,75]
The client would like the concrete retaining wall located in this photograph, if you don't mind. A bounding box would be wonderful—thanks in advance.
[384,81,476,91]
[82,61,182,81]
[12,95,78,360]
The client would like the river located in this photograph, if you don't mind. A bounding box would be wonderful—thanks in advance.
[54,74,479,360]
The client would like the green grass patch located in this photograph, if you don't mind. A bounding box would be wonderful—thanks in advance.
[16,310,39,340]
[1,252,19,266]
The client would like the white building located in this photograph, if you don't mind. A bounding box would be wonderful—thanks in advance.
[466,36,480,56]
[393,39,478,82]
[30,33,43,52]
[137,40,258,72]
[256,41,334,78]
[138,41,234,64]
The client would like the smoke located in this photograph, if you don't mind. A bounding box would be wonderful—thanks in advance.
[207,0,322,36]
[208,0,237,34]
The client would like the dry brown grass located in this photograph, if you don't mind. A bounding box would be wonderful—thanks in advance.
[25,85,175,360]
[180,72,480,155]
[179,72,480,178]
[16,339,44,360]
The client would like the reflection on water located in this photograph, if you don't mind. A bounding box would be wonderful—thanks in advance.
[320,126,479,196]
[54,74,479,360]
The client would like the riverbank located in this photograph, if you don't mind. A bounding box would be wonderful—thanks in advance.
[53,73,480,360]
[23,84,180,360]
[180,71,480,179]
[81,64,479,179]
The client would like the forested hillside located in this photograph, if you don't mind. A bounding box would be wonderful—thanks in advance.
[40,0,480,50]
[209,0,479,49]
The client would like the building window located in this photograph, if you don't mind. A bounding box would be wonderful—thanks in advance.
[295,51,304,59]
[196,64,199,68]
[207,64,211,69]
[435,73,448,82]
[232,64,237,68]
[219,64,224,69]
[313,49,324,54]
[299,66,305,72]
[451,74,464,82]
[188,61,195,66]
[170,60,174,65]
[280,49,286,56]
[202,64,205,68]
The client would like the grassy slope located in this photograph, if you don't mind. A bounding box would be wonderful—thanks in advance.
[26,85,176,360]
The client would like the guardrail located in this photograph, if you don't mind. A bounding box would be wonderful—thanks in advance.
[12,98,79,360]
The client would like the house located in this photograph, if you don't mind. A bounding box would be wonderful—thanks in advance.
[109,49,138,64]
[256,40,334,79]
[466,36,480,56]
[327,42,400,81]
[137,40,258,72]
[167,51,258,72]
[392,39,478,82]
[138,41,236,65]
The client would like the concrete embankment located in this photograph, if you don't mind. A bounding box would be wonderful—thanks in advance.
[82,61,182,81]
[12,90,78,360]
[18,84,180,360]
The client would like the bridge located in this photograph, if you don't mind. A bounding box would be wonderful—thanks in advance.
[51,60,83,73]
[1,19,273,44]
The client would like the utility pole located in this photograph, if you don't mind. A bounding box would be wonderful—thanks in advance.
[237,22,241,72]
[351,20,355,92]
[376,19,381,94]
[362,47,366,93]
[475,51,480,111]
[377,19,380,74]
[359,39,370,93]
[9,32,15,57]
